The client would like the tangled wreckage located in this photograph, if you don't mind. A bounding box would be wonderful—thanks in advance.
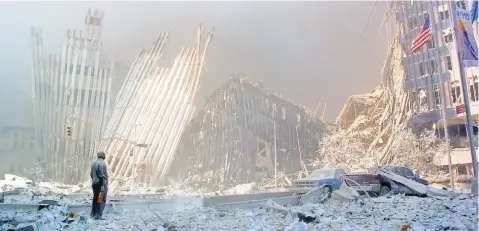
[31,10,114,184]
[171,77,328,190]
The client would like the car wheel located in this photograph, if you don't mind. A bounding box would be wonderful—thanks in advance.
[379,185,390,196]
[323,186,332,198]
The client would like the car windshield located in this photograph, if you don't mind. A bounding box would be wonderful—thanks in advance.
[399,167,415,177]
[310,169,336,179]
[384,166,415,177]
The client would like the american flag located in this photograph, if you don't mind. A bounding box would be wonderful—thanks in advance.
[412,13,433,52]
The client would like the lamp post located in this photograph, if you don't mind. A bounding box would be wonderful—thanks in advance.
[273,120,277,189]
[450,2,478,180]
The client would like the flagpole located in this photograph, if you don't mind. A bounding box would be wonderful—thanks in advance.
[450,2,478,182]
[423,1,455,189]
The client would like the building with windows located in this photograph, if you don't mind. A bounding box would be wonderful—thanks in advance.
[394,0,478,176]
[0,126,41,177]
[0,126,36,151]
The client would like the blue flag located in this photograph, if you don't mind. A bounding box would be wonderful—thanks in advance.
[472,0,478,23]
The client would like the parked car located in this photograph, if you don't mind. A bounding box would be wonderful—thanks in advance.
[293,168,346,196]
[341,165,429,196]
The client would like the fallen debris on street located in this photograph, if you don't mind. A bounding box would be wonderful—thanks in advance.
[1,192,476,230]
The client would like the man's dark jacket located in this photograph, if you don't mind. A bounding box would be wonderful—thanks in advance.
[90,158,108,188]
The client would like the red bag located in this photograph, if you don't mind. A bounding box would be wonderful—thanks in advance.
[97,192,104,204]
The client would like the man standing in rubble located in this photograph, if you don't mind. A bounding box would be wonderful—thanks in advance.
[90,151,108,220]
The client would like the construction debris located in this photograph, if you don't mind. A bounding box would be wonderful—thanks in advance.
[0,174,80,201]
[315,32,447,180]
[101,24,214,188]
[260,199,316,223]
[330,183,361,202]
[172,77,329,190]
[376,168,458,197]
[0,172,475,229]
[298,185,329,205]
[1,191,476,230]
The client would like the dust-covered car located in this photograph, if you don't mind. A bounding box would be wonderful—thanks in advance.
[341,165,429,196]
[293,168,346,196]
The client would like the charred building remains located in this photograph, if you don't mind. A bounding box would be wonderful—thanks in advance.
[172,77,328,189]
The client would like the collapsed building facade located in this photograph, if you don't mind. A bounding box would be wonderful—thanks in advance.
[101,25,214,188]
[172,77,328,190]
[320,1,478,184]
[31,9,114,183]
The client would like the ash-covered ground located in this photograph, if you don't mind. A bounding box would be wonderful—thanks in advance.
[1,175,478,231]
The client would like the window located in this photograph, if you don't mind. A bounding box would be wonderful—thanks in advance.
[470,85,478,102]
[457,165,468,175]
[429,59,438,74]
[451,84,462,104]
[419,60,438,76]
[398,167,415,177]
[408,16,418,30]
[401,43,406,53]
[335,169,346,177]
[419,62,427,76]
[439,10,450,20]
[410,30,419,44]
[418,88,429,112]
[427,41,435,49]
[417,14,425,26]
[445,56,452,70]
[456,1,466,10]
[444,33,453,43]
[471,76,478,102]
[433,85,442,109]
[409,91,417,111]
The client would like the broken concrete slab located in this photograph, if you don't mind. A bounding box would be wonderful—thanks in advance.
[0,204,49,211]
[67,197,202,214]
[377,168,458,197]
[260,200,315,223]
[299,185,328,205]
[211,196,300,210]
[203,191,294,206]
[331,183,360,202]
[66,192,298,213]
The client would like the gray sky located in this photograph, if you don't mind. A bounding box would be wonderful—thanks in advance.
[0,1,392,127]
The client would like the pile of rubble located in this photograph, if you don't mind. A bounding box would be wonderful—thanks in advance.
[0,174,81,198]
[1,189,476,230]
[314,32,447,179]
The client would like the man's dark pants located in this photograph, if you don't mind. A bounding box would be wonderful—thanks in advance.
[91,184,107,219]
